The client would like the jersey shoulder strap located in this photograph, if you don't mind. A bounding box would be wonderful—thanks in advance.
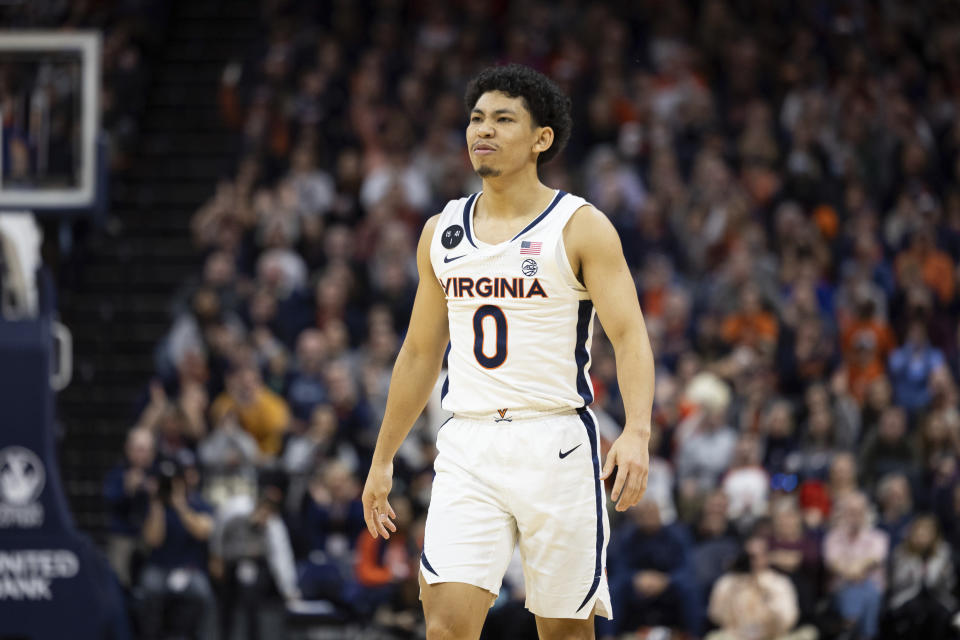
[543,193,591,294]
[545,192,589,233]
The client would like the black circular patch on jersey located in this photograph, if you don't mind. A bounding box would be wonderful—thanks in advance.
[522,258,538,276]
[441,224,465,249]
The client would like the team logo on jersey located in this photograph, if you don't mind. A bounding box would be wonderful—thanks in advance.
[495,408,512,423]
[521,259,538,276]
[441,225,465,249]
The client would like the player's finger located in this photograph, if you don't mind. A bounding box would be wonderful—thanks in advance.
[615,483,634,511]
[374,506,393,539]
[610,465,627,504]
[600,449,617,480]
[637,468,649,497]
[364,508,378,538]
[383,500,398,532]
[621,476,644,510]
[617,468,644,511]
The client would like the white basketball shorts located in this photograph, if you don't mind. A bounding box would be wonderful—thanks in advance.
[420,408,612,620]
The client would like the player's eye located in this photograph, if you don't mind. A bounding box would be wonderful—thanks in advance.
[498,117,512,123]
[470,116,482,123]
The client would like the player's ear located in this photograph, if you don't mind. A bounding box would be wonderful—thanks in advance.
[532,126,554,155]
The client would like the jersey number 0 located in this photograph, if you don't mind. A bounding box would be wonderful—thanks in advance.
[473,305,507,368]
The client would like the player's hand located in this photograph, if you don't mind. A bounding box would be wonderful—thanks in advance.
[362,461,398,539]
[600,428,650,512]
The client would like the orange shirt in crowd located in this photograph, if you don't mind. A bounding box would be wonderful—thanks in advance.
[210,388,290,456]
[896,249,955,304]
[355,533,412,587]
[841,319,896,365]
[721,311,778,348]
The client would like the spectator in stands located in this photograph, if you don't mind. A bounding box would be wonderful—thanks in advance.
[296,462,365,608]
[160,286,236,377]
[325,359,375,463]
[137,455,215,640]
[806,379,861,453]
[721,284,778,354]
[767,499,822,623]
[884,514,957,640]
[200,250,243,317]
[607,499,702,637]
[927,367,960,429]
[874,472,915,550]
[707,531,816,640]
[198,409,260,509]
[792,407,841,485]
[859,407,919,491]
[313,267,353,335]
[211,471,300,640]
[761,400,799,476]
[823,491,888,640]
[287,145,335,222]
[103,427,155,587]
[826,453,861,510]
[691,490,740,604]
[860,376,894,438]
[888,319,948,414]
[676,372,737,518]
[721,432,770,531]
[895,228,955,306]
[281,403,357,512]
[132,379,205,458]
[840,292,896,371]
[841,328,889,406]
[916,412,960,489]
[282,404,341,473]
[284,328,329,428]
[210,361,290,458]
[154,404,199,462]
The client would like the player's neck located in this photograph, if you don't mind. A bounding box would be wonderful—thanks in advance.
[479,168,554,220]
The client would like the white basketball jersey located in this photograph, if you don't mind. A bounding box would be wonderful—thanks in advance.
[429,190,596,419]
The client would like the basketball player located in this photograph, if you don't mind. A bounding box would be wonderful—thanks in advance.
[361,64,654,639]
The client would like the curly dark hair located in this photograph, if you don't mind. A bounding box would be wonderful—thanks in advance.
[464,64,572,166]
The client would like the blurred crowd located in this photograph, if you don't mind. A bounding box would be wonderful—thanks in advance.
[100,0,960,638]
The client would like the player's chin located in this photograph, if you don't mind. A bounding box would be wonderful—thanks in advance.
[475,164,502,178]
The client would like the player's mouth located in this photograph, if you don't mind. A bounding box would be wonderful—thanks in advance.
[473,143,497,156]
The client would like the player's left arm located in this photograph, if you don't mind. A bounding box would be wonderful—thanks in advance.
[565,204,654,512]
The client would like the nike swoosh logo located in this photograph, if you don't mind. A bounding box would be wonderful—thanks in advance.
[559,444,582,459]
[444,254,466,263]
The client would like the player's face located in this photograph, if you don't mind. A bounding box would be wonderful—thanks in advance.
[466,90,552,178]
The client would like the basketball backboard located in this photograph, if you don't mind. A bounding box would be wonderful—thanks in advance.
[0,32,100,211]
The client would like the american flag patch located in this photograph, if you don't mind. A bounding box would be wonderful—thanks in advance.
[520,240,541,255]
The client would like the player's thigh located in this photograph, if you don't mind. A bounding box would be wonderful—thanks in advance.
[513,411,611,620]
[535,612,595,640]
[419,571,494,640]
[422,418,517,594]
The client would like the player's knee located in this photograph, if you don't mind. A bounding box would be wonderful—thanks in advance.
[537,618,595,640]
[425,615,475,640]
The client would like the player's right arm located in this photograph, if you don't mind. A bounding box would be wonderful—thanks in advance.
[362,214,450,539]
